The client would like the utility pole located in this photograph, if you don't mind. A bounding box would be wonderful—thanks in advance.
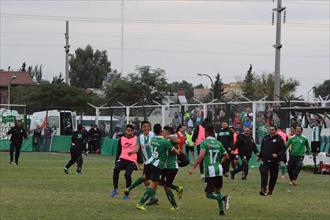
[273,0,286,101]
[120,0,124,75]
[64,20,70,84]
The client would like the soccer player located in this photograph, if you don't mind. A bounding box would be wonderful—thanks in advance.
[259,125,286,196]
[176,125,186,153]
[192,118,211,180]
[123,121,159,204]
[7,120,28,165]
[135,124,180,211]
[159,126,184,210]
[64,124,87,175]
[306,112,326,173]
[217,121,234,176]
[189,124,230,216]
[230,127,259,180]
[286,126,311,186]
[111,124,138,199]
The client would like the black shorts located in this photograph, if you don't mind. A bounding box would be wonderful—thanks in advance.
[114,159,138,171]
[311,141,321,153]
[143,164,152,180]
[160,169,178,187]
[204,176,223,194]
[148,165,162,182]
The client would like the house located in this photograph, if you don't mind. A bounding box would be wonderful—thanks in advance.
[0,71,34,104]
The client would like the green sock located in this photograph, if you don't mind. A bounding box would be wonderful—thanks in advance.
[170,184,179,192]
[138,188,155,205]
[150,194,158,201]
[207,192,224,212]
[128,176,145,191]
[166,190,177,208]
[279,164,286,176]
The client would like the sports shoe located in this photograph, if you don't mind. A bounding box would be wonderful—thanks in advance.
[122,195,129,200]
[223,195,230,211]
[123,188,130,197]
[136,204,147,211]
[230,171,235,180]
[259,189,267,196]
[146,198,159,206]
[200,174,205,181]
[64,167,69,174]
[241,176,247,180]
[267,190,273,195]
[170,207,179,211]
[13,162,18,166]
[111,188,119,197]
[178,186,184,199]
[219,210,225,216]
[9,161,13,165]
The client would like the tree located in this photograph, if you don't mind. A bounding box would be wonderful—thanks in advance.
[169,80,194,101]
[194,84,204,89]
[213,73,226,101]
[242,64,256,100]
[313,80,330,98]
[52,73,65,84]
[69,45,111,88]
[106,66,170,105]
[11,83,100,114]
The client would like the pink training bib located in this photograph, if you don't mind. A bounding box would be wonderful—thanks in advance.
[120,136,137,163]
[196,125,205,146]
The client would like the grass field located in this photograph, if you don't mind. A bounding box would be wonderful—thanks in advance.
[0,152,329,220]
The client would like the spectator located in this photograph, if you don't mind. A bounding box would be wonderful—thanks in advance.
[33,125,42,151]
[88,125,102,154]
[43,122,53,152]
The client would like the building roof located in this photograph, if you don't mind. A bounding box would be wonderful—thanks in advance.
[0,71,34,87]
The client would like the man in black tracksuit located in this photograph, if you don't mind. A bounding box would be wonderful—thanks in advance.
[7,120,28,165]
[230,127,259,180]
[217,121,234,176]
[64,124,86,175]
[259,125,286,196]
[88,125,102,154]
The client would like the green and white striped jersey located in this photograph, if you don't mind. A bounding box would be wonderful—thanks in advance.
[137,132,154,164]
[200,137,227,177]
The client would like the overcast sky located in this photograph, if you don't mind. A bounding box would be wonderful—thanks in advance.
[0,0,329,99]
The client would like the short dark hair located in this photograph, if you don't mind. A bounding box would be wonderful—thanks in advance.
[205,124,214,136]
[296,125,303,131]
[141,120,151,127]
[164,126,174,134]
[176,125,184,133]
[153,124,162,135]
[269,124,277,130]
[126,124,134,130]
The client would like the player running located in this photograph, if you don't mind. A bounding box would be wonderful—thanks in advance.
[189,124,230,216]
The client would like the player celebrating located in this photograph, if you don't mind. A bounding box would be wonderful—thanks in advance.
[189,124,230,216]
[123,121,159,204]
[135,124,180,211]
[111,124,138,199]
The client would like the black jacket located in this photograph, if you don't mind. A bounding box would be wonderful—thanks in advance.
[88,128,102,141]
[71,130,87,152]
[217,128,233,151]
[232,133,258,159]
[259,134,286,162]
[7,126,27,146]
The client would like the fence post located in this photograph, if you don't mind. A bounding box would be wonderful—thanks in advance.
[203,104,207,119]
[126,107,130,125]
[162,105,166,127]
[252,101,257,141]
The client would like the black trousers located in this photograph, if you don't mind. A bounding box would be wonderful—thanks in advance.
[9,144,22,164]
[197,145,204,174]
[89,140,99,153]
[65,148,83,173]
[113,159,136,189]
[287,155,304,181]
[232,157,250,178]
[259,161,279,191]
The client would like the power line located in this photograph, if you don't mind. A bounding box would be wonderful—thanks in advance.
[1,13,328,27]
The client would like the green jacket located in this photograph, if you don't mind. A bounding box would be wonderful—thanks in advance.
[286,134,311,156]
